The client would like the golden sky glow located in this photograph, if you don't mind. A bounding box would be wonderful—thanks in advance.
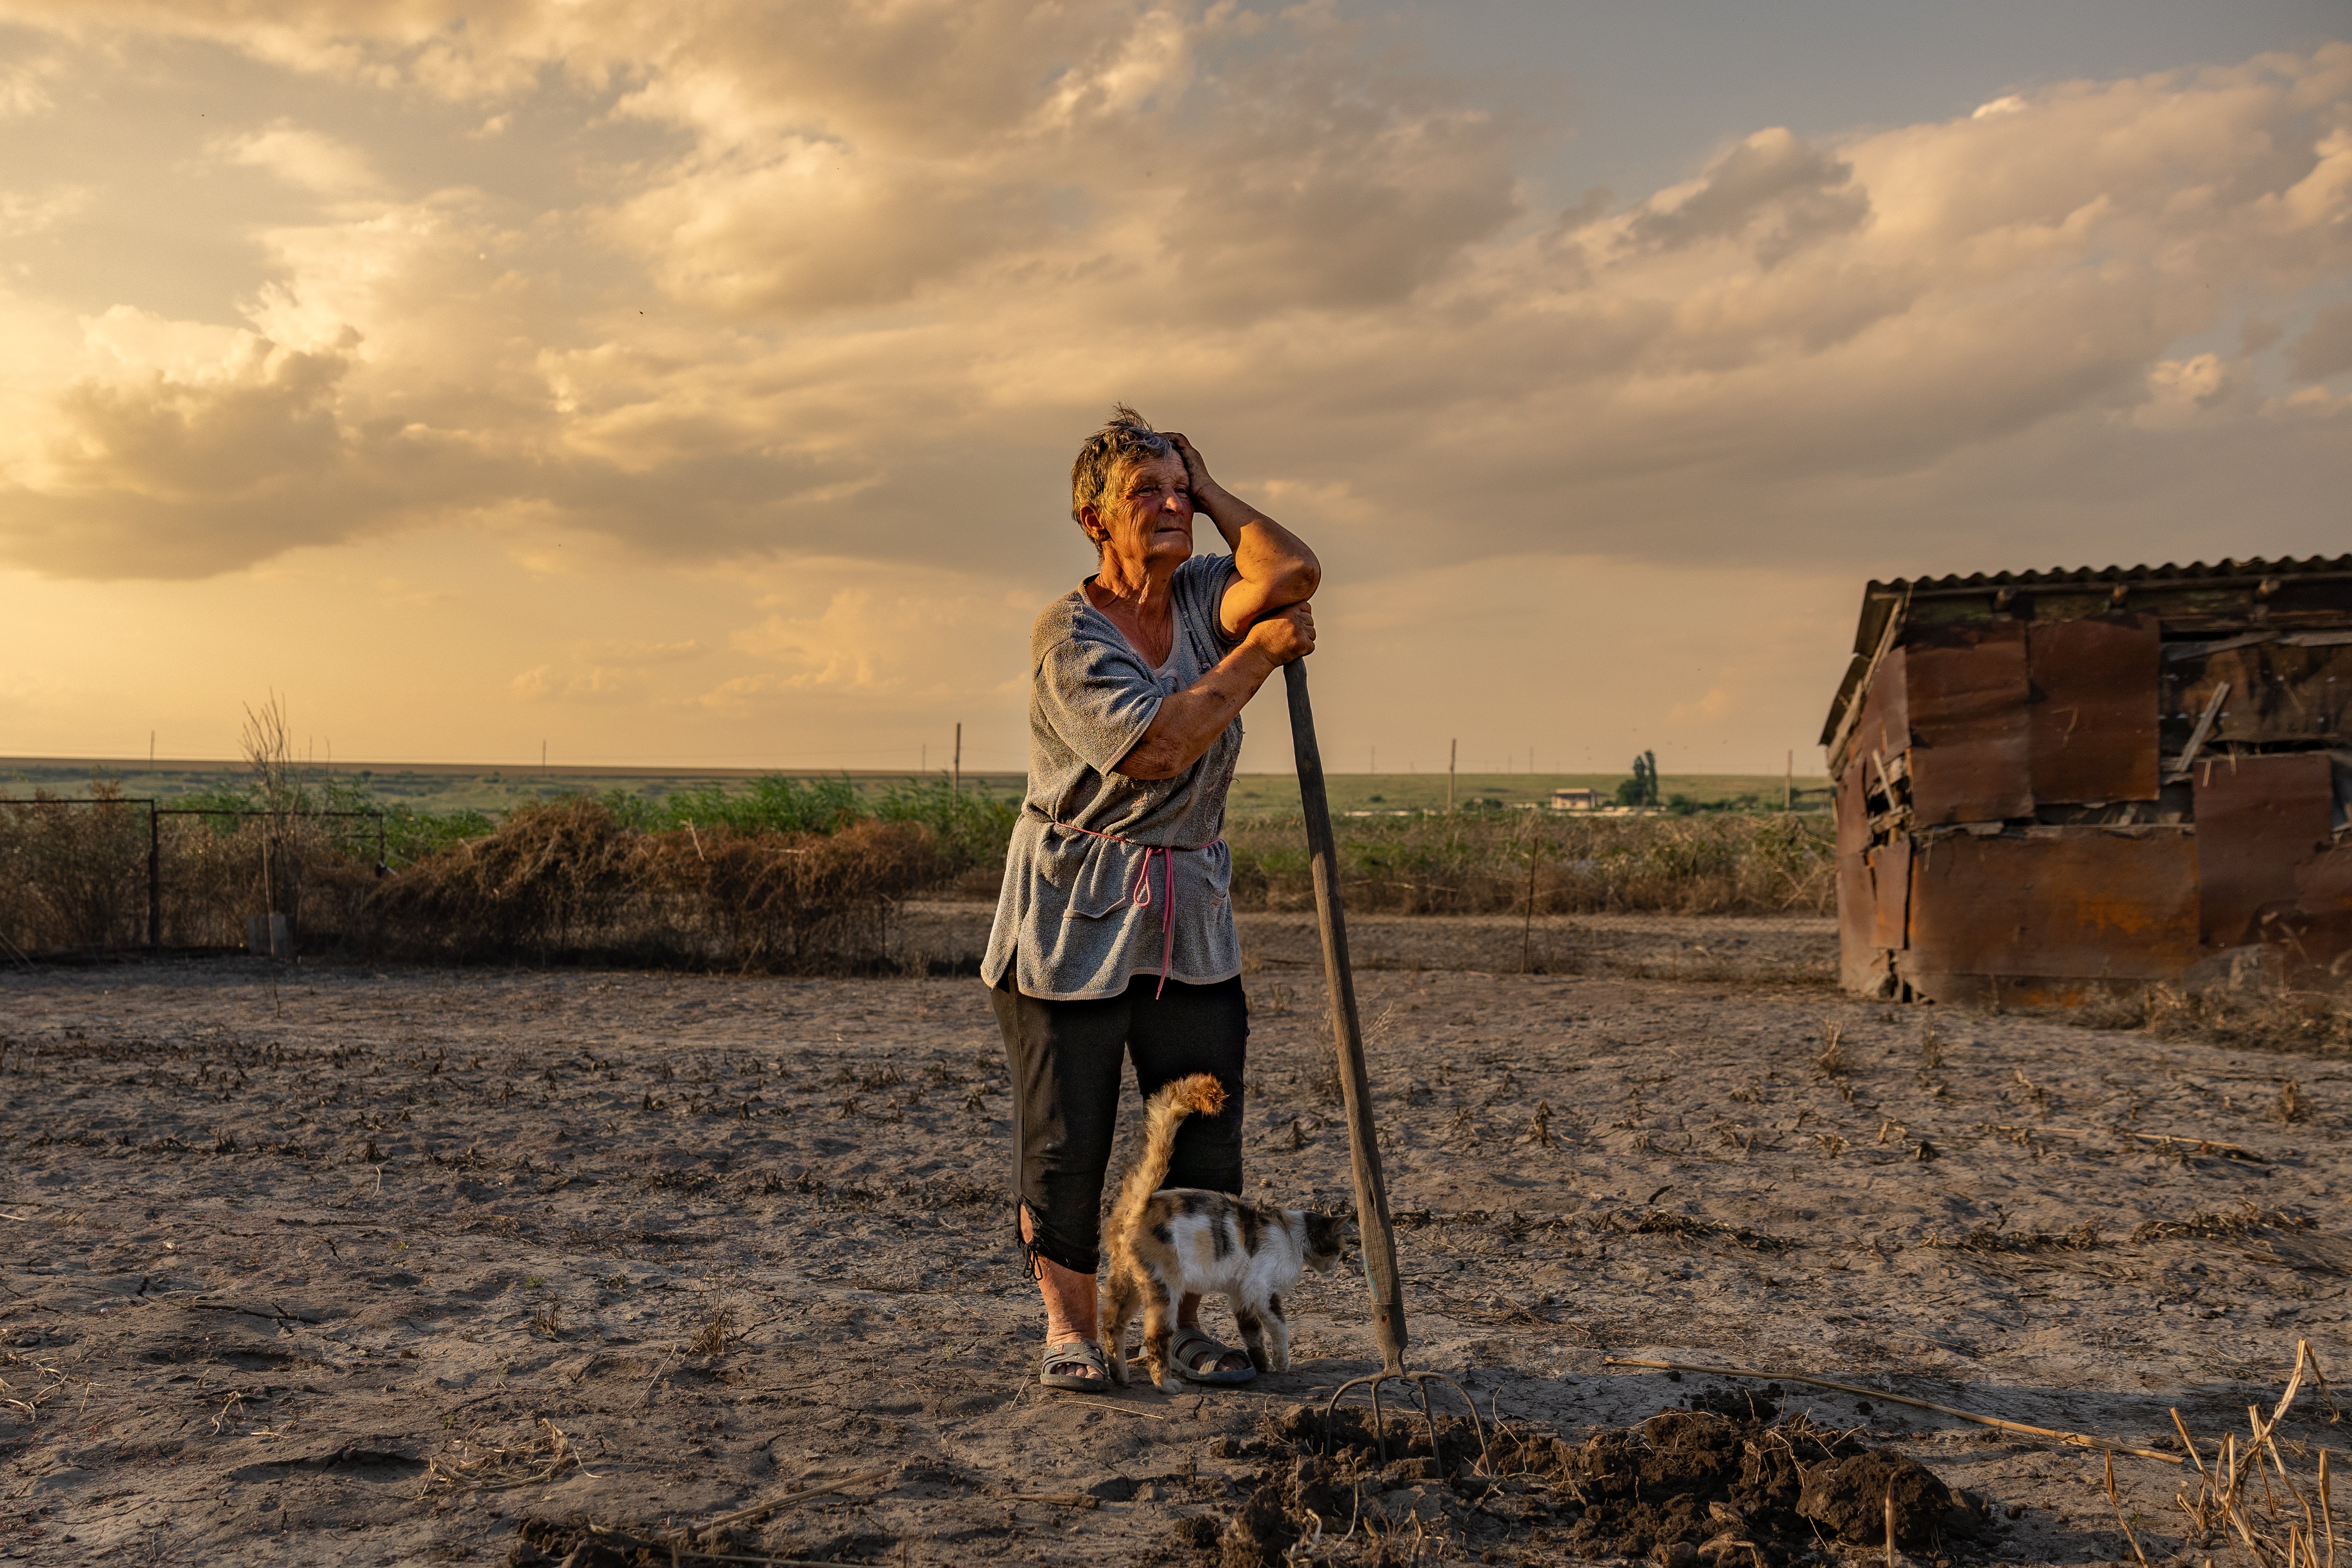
[1,5,2347,775]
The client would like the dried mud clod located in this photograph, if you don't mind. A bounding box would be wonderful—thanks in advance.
[1189,1394,1987,1568]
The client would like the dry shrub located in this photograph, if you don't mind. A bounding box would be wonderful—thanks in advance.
[0,787,149,950]
[660,817,944,967]
[359,799,943,970]
[1224,811,1834,917]
[363,797,640,957]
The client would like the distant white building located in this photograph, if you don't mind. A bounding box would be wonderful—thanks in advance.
[1549,788,1601,811]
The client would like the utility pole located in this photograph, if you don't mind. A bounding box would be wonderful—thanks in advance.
[1447,738,1457,812]
[954,723,962,793]
[1784,749,1793,811]
[542,740,548,777]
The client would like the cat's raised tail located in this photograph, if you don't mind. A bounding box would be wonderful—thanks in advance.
[1109,1073,1228,1242]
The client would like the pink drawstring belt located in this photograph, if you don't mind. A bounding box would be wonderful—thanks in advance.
[1050,820,1218,998]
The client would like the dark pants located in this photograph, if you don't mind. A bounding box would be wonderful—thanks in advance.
[989,967,1248,1277]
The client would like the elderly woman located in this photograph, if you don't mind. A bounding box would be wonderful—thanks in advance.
[984,406,1318,1393]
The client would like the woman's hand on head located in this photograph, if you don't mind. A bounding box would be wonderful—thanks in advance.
[1244,601,1314,666]
[1164,432,1215,498]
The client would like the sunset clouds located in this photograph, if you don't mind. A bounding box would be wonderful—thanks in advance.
[0,3,2345,771]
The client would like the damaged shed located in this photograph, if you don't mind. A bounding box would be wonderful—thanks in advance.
[1821,556,2352,1005]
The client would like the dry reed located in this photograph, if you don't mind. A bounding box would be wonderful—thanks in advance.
[2167,1339,2341,1567]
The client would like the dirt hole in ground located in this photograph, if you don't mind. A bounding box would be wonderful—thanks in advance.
[1187,1385,1988,1567]
[507,1516,755,1567]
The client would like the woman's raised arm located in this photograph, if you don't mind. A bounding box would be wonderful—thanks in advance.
[1166,434,1320,640]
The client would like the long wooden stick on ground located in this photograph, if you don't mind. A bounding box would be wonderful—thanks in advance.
[1602,1356,2184,1465]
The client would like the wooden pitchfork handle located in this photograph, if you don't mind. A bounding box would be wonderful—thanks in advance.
[1283,660,1409,1374]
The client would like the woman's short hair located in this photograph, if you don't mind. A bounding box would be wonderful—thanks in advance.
[1070,404,1177,531]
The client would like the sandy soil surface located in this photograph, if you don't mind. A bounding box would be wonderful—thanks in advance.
[889,905,1842,987]
[3,914,2347,1566]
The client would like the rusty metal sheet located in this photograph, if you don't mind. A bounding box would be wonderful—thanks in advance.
[1835,760,1870,857]
[2193,752,2336,946]
[2256,831,2352,981]
[1837,851,1880,993]
[2168,642,2352,744]
[2028,615,2159,803]
[1904,621,2032,824]
[1870,836,1911,950]
[1905,829,2202,980]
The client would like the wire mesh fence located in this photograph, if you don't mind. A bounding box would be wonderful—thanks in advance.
[0,797,388,956]
[0,794,948,970]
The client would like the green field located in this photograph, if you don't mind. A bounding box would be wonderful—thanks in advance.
[1222,771,1827,815]
[2,759,1826,817]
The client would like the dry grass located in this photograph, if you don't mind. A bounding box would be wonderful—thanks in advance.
[0,1347,73,1424]
[2076,983,2352,1058]
[1815,1021,1848,1076]
[2129,1204,2314,1244]
[419,1418,596,1496]
[686,1305,738,1357]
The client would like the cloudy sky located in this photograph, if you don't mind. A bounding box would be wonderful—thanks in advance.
[1,1,2347,778]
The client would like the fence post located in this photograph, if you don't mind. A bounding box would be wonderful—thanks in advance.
[148,803,161,950]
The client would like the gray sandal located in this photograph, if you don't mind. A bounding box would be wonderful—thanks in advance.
[1168,1326,1255,1385]
[1039,1338,1111,1392]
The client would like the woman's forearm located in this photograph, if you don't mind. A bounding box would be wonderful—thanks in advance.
[1196,481,1319,607]
[1112,643,1280,781]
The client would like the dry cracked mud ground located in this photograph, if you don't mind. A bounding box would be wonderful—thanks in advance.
[3,910,2348,1565]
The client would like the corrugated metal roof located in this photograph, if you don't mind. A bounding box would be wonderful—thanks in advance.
[1819,555,2352,759]
[1870,554,2352,594]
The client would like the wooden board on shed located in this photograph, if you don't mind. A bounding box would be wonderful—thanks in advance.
[1906,830,2202,979]
[2194,752,2336,947]
[2028,614,2159,803]
[1905,622,2033,825]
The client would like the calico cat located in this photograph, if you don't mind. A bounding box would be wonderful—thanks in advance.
[1100,1073,1350,1393]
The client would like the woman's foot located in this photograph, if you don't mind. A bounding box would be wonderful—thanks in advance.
[1166,1325,1255,1384]
[1173,1293,1253,1380]
[1040,1337,1111,1392]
